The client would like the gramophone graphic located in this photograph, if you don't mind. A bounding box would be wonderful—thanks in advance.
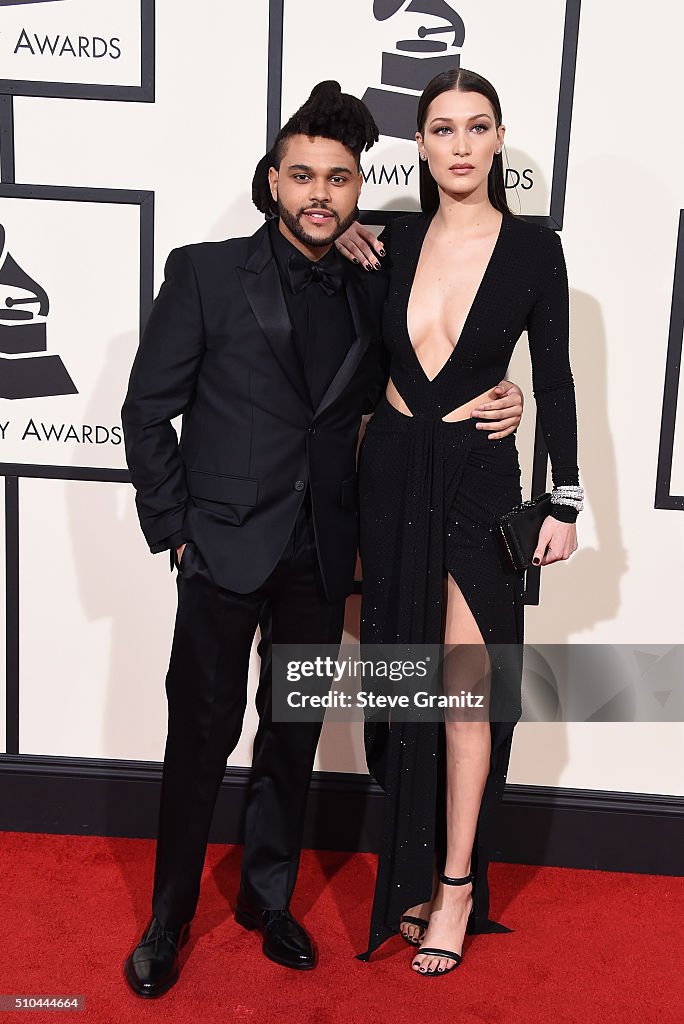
[362,0,465,140]
[0,223,77,400]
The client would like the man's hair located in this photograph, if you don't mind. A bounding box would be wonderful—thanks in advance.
[252,80,379,218]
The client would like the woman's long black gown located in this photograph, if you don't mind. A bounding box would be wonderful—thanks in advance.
[357,210,579,960]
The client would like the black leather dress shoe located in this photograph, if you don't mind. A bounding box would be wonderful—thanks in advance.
[124,916,190,998]
[235,893,317,970]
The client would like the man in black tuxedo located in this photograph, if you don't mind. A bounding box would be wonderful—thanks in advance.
[122,82,523,997]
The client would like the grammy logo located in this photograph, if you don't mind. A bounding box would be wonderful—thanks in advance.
[0,223,77,400]
[362,0,465,140]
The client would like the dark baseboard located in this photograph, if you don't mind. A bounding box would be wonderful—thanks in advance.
[1,754,682,875]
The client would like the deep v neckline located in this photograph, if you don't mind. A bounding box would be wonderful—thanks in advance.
[405,210,508,384]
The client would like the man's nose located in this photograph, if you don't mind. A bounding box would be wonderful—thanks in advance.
[310,178,332,202]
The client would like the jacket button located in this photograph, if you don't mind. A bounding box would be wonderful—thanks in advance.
[294,480,306,491]
[308,425,316,435]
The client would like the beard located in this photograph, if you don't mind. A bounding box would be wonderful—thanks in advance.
[277,200,359,249]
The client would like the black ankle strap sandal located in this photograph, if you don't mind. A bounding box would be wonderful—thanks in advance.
[412,872,473,976]
[439,871,473,886]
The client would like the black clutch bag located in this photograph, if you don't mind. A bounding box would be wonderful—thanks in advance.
[495,493,552,571]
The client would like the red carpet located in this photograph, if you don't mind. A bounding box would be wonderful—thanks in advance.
[1,832,682,1023]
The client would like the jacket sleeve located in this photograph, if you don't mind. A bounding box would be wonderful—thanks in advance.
[121,246,205,551]
[526,229,580,523]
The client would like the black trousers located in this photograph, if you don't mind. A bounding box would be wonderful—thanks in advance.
[151,496,346,929]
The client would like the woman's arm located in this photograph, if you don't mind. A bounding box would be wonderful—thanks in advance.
[526,230,581,564]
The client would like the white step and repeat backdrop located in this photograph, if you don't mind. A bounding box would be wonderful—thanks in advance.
[0,1,683,796]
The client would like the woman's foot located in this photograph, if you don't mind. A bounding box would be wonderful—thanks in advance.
[399,900,432,945]
[411,876,473,975]
[400,864,440,945]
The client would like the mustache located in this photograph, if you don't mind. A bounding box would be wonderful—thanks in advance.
[296,204,340,223]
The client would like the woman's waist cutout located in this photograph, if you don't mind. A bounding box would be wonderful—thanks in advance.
[385,377,503,422]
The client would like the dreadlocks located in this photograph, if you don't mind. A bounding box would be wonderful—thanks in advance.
[252,80,379,218]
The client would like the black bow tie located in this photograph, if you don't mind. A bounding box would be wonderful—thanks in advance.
[287,252,344,296]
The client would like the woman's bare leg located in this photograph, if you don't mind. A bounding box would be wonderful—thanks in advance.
[411,574,491,974]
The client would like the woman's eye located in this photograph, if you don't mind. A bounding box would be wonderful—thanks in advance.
[472,124,489,133]
[434,126,452,135]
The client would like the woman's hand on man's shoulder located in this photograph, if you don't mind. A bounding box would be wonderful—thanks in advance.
[335,223,385,270]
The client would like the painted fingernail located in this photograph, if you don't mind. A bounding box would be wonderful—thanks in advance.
[352,258,359,264]
[532,557,541,565]
[374,262,381,270]
[365,263,371,271]
[378,249,386,256]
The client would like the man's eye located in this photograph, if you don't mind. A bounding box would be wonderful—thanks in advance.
[330,176,346,185]
[293,174,310,182]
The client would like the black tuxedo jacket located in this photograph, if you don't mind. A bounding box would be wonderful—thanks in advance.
[121,221,388,602]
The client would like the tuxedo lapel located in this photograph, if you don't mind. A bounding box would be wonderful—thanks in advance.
[313,268,374,421]
[237,223,311,407]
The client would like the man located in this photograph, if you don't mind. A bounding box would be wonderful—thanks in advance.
[121,81,524,997]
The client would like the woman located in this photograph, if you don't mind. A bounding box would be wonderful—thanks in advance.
[337,68,582,976]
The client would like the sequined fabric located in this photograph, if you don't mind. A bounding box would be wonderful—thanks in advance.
[356,210,579,960]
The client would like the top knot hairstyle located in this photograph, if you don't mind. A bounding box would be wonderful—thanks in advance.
[252,80,379,217]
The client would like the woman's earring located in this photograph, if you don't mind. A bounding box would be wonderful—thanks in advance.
[419,153,427,162]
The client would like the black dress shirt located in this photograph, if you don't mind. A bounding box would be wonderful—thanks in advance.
[268,218,355,411]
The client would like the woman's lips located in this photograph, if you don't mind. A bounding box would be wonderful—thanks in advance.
[450,165,474,175]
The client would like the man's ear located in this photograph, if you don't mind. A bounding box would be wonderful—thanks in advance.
[268,166,279,203]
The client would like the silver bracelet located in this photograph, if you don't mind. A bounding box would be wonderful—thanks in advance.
[551,484,584,512]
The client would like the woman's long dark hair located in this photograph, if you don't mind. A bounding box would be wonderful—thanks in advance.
[417,67,511,217]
